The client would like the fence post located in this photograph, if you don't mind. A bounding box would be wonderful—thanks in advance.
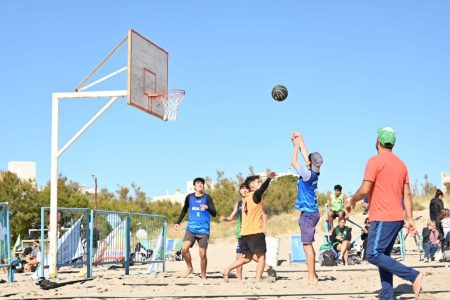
[39,207,45,279]
[124,213,130,275]
[162,220,167,272]
[87,209,93,279]
[5,204,13,283]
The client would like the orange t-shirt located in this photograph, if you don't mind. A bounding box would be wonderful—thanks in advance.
[364,151,409,222]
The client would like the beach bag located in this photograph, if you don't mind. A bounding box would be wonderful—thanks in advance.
[321,249,337,266]
[442,247,450,262]
[434,248,443,261]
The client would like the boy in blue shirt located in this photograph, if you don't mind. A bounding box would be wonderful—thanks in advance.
[290,131,323,283]
[175,177,216,280]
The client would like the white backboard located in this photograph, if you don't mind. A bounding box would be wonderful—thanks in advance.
[127,29,168,120]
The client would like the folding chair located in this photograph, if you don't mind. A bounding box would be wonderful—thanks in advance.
[323,204,331,244]
[289,235,306,263]
[401,227,421,261]
[165,238,183,261]
[165,239,175,261]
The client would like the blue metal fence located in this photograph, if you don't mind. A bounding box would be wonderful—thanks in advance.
[35,208,167,278]
[129,213,167,273]
[91,210,130,274]
[91,210,167,275]
[40,207,91,279]
[0,202,13,282]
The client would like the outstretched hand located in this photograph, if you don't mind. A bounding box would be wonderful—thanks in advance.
[291,131,301,147]
[267,171,277,179]
[291,131,301,140]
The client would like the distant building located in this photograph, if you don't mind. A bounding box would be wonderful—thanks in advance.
[152,172,296,204]
[152,180,213,205]
[8,161,36,185]
[442,171,450,193]
[153,189,187,204]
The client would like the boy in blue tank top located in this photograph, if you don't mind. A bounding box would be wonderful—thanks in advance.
[290,131,323,284]
[175,177,216,280]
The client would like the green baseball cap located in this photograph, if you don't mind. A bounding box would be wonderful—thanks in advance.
[377,127,396,146]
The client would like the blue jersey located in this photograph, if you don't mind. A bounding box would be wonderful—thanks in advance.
[295,170,319,212]
[186,193,211,235]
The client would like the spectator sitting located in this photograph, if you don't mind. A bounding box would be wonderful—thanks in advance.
[422,221,440,262]
[23,241,40,272]
[330,218,352,265]
[327,185,348,232]
[360,217,370,260]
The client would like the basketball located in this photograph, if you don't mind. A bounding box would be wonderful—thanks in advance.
[272,85,288,101]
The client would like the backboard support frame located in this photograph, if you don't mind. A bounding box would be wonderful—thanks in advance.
[48,29,174,279]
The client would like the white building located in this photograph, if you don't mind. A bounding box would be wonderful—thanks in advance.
[152,172,295,204]
[152,180,213,204]
[152,188,187,204]
[8,161,36,184]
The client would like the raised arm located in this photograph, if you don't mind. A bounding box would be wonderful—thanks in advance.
[291,141,301,170]
[253,172,276,204]
[291,131,310,166]
[253,178,272,204]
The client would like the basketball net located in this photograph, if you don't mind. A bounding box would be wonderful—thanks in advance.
[149,89,185,121]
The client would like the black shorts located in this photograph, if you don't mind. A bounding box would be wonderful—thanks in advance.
[183,230,209,249]
[241,233,266,255]
[331,210,346,219]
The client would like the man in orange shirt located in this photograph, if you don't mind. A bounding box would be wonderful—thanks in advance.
[347,127,423,300]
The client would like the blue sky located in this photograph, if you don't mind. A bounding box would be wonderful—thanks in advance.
[1,1,449,198]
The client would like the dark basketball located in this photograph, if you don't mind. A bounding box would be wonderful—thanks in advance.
[272,85,288,101]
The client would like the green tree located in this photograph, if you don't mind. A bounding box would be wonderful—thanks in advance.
[0,172,43,240]
[207,171,238,221]
[264,175,298,215]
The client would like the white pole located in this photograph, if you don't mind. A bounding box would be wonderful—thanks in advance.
[48,91,125,278]
[49,93,59,278]
[77,67,127,92]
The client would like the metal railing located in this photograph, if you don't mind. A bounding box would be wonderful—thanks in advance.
[91,210,130,274]
[91,210,167,275]
[36,207,167,278]
[40,207,91,279]
[129,213,167,273]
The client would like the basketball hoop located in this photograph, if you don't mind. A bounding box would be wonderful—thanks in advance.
[146,89,185,121]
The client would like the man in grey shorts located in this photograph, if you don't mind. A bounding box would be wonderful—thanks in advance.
[175,177,216,280]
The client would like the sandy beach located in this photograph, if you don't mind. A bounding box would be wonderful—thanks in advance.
[1,209,449,300]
